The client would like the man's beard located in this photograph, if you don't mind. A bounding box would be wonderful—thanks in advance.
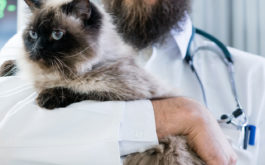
[102,0,191,50]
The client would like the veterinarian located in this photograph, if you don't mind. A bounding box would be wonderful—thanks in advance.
[102,0,265,164]
[0,0,264,165]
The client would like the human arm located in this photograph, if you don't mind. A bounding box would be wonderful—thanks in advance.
[153,97,237,165]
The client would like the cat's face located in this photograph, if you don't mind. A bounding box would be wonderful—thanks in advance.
[23,0,102,76]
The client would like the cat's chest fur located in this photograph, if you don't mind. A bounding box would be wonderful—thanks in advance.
[19,57,109,93]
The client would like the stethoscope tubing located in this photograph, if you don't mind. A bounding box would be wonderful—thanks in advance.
[185,27,250,149]
[185,27,248,126]
[186,27,243,110]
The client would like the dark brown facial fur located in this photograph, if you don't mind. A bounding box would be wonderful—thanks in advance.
[102,0,190,49]
[23,0,102,78]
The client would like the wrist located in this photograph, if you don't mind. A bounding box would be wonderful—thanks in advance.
[152,97,209,140]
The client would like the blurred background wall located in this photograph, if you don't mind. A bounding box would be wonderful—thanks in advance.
[0,0,17,48]
[1,0,264,56]
[191,0,265,56]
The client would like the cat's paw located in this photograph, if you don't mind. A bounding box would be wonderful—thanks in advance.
[36,88,71,110]
[0,60,17,77]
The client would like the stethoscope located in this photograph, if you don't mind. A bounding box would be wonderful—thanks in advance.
[185,27,256,150]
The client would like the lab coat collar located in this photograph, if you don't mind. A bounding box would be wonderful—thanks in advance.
[170,16,193,59]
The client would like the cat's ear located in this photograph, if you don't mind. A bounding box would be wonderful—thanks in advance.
[62,0,91,20]
[24,0,42,11]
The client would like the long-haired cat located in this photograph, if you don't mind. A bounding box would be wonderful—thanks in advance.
[0,0,204,164]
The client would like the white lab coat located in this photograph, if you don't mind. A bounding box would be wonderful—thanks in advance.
[1,17,265,165]
[143,18,265,165]
[0,35,158,164]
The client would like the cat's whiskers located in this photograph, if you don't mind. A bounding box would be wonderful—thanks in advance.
[62,46,91,58]
[53,57,87,85]
[53,62,74,88]
[50,60,62,80]
[53,57,70,82]
[63,63,88,85]
[26,50,34,55]
[54,53,89,80]
[49,60,63,84]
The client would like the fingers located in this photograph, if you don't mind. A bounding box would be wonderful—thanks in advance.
[152,97,238,165]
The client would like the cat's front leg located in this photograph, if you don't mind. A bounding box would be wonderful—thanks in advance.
[0,60,17,77]
[37,87,126,109]
[36,87,87,110]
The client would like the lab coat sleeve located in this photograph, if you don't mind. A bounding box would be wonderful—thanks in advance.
[119,100,159,156]
[0,76,126,165]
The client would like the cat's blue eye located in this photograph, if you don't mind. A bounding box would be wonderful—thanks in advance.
[29,30,38,40]
[52,30,64,40]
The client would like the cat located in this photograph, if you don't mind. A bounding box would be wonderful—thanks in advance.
[0,0,205,164]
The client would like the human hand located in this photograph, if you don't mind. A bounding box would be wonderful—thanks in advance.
[152,97,237,165]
